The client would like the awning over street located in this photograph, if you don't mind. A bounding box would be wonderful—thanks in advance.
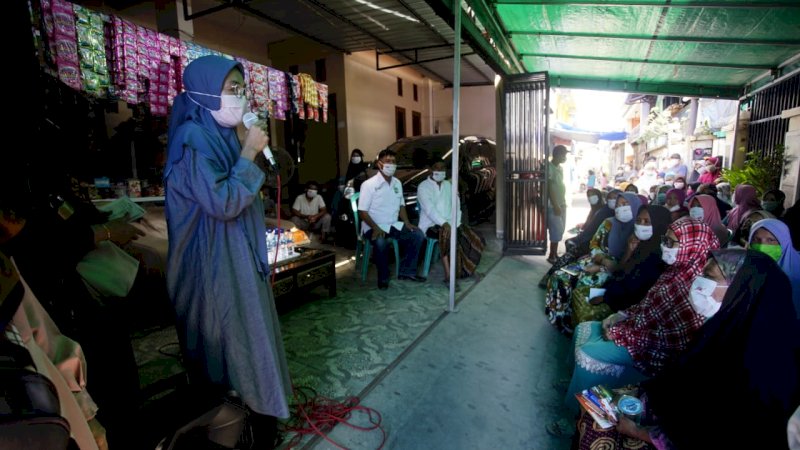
[424,0,800,98]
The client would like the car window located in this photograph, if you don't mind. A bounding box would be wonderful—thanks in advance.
[391,137,453,169]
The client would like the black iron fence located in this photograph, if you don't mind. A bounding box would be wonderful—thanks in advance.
[743,72,800,158]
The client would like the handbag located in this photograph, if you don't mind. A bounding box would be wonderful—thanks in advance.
[76,240,139,299]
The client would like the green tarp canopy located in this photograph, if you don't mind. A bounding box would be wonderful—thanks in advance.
[428,0,800,98]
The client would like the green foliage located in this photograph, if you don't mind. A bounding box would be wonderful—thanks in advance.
[721,145,785,196]
[639,107,671,143]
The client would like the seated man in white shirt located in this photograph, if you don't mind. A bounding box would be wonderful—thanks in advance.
[291,181,332,241]
[417,161,462,284]
[358,149,425,290]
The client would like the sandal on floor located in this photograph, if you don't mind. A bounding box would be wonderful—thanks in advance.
[545,418,575,438]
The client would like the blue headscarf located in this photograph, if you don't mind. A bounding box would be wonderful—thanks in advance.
[749,218,800,316]
[607,192,642,259]
[165,55,242,180]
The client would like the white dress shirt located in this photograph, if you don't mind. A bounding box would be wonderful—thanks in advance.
[358,173,404,234]
[417,177,461,234]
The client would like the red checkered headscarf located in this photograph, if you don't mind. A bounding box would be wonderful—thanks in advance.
[607,218,720,375]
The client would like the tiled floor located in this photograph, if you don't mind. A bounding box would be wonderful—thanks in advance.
[131,217,580,449]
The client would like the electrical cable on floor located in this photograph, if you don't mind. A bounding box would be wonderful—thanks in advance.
[267,175,384,448]
[282,386,386,450]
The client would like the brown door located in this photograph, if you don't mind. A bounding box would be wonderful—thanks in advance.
[412,111,422,136]
[395,106,406,140]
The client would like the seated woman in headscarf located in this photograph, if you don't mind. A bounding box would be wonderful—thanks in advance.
[538,190,619,289]
[724,184,760,233]
[575,249,799,450]
[671,176,687,193]
[749,219,800,317]
[653,185,670,206]
[545,193,641,335]
[731,208,774,247]
[688,194,730,246]
[585,205,671,315]
[696,182,732,218]
[761,189,786,218]
[564,219,719,412]
[663,188,688,222]
[697,156,721,185]
[344,148,368,191]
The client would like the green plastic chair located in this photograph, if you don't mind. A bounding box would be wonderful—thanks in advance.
[351,192,400,281]
[415,203,440,279]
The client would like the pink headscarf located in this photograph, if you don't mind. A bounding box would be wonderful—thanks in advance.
[727,184,760,232]
[694,194,729,245]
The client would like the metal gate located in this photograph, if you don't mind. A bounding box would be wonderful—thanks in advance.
[503,72,549,254]
[743,72,800,158]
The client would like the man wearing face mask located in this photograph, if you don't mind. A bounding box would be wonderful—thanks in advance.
[358,149,425,289]
[547,145,569,264]
[418,162,481,285]
[291,181,332,241]
[665,153,688,180]
[164,56,291,447]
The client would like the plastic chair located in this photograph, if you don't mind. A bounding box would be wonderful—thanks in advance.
[415,203,440,279]
[351,192,400,281]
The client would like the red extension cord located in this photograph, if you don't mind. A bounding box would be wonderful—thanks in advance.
[269,175,385,450]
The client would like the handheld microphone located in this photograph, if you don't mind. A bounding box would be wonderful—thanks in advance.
[242,112,279,170]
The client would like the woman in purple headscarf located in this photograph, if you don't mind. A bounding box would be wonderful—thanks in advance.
[725,184,760,234]
[749,218,800,317]
[164,55,291,443]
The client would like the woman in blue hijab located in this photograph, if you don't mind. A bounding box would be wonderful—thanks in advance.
[164,55,291,441]
[748,218,800,317]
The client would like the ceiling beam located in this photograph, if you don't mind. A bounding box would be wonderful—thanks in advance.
[520,53,773,70]
[181,1,351,54]
[550,76,742,99]
[492,0,800,7]
[424,0,513,77]
[467,0,526,73]
[508,30,800,47]
[395,0,494,83]
[378,53,477,71]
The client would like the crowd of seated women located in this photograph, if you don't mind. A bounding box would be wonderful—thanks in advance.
[541,182,800,449]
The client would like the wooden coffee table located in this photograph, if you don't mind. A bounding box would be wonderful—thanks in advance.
[271,248,336,302]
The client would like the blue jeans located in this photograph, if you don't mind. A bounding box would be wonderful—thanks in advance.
[365,226,425,283]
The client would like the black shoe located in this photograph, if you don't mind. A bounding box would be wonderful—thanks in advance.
[378,281,389,290]
[398,275,426,282]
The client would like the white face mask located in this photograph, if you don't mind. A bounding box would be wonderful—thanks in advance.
[381,163,397,177]
[661,244,679,265]
[668,204,681,212]
[351,156,362,164]
[607,199,617,210]
[306,189,317,198]
[634,224,653,241]
[689,206,704,220]
[674,182,685,189]
[208,94,248,128]
[431,171,446,182]
[588,195,599,205]
[615,205,633,223]
[689,276,725,318]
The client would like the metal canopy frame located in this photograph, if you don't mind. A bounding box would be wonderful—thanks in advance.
[424,0,800,98]
[181,0,494,85]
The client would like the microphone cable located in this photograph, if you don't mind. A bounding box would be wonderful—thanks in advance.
[282,385,386,450]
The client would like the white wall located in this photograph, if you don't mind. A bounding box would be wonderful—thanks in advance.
[431,85,497,140]
[344,51,436,161]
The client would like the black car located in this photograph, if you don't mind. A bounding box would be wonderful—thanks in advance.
[373,134,497,225]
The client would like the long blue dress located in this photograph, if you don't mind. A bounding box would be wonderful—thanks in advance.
[164,56,291,417]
